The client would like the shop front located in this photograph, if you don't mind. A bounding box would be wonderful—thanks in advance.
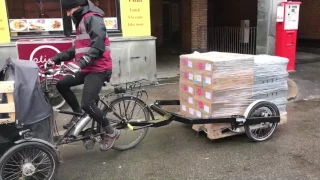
[0,0,157,85]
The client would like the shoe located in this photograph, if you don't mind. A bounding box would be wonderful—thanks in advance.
[100,129,121,151]
[63,116,78,130]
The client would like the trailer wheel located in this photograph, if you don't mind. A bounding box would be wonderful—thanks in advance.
[244,101,280,142]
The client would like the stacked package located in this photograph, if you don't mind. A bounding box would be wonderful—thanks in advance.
[179,51,256,119]
[179,51,289,132]
[252,55,289,123]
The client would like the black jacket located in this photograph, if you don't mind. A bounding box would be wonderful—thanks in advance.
[54,0,107,65]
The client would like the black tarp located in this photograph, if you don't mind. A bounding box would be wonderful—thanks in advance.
[0,58,54,154]
[0,58,52,127]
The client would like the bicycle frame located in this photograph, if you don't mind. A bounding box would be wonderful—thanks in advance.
[50,79,151,146]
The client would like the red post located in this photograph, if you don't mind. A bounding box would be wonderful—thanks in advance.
[275,1,301,72]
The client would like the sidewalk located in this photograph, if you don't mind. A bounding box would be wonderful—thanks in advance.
[289,51,320,101]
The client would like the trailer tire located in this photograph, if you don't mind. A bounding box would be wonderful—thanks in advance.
[244,101,280,142]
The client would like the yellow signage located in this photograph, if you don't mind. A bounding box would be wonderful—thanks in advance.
[0,0,10,43]
[120,0,151,37]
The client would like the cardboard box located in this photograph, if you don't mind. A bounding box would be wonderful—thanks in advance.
[194,85,253,103]
[193,96,248,118]
[199,70,254,90]
[179,80,196,96]
[180,100,204,118]
[179,91,195,107]
[180,52,255,75]
[180,70,194,84]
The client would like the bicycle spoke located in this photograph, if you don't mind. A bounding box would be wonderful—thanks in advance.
[4,167,19,171]
[34,155,51,169]
[3,170,22,180]
[122,98,129,120]
[35,166,52,173]
[32,149,44,162]
[32,173,43,180]
[10,155,21,166]
[118,103,123,117]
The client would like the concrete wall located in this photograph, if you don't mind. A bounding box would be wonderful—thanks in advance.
[256,0,284,55]
[0,43,17,68]
[0,37,158,88]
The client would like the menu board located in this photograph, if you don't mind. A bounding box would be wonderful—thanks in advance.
[9,19,63,32]
[104,17,118,30]
[9,17,118,33]
[72,17,118,31]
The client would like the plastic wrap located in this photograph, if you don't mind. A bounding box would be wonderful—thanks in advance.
[179,51,289,119]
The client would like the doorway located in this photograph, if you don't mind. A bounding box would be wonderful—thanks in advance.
[162,0,182,50]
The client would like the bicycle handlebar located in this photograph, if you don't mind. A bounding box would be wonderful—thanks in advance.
[40,62,76,77]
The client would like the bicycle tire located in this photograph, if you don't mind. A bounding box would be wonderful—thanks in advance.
[0,141,59,180]
[103,96,150,151]
[40,78,66,110]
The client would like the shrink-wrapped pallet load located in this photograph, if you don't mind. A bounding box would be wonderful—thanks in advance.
[252,55,289,124]
[178,51,289,139]
[179,51,255,118]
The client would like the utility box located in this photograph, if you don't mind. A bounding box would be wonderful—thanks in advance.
[275,1,301,72]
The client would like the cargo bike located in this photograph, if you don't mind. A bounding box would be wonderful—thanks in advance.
[0,58,281,180]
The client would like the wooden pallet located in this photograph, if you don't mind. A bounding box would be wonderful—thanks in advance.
[0,81,15,125]
[192,112,288,140]
[192,123,241,140]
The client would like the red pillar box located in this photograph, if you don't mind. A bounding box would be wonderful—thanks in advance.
[275,1,301,72]
[16,38,74,79]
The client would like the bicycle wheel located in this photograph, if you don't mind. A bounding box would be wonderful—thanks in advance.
[40,79,66,110]
[104,96,150,151]
[0,142,59,180]
[244,101,279,142]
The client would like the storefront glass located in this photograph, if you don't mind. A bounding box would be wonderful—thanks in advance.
[6,0,121,39]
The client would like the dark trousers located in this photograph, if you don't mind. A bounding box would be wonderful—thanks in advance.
[56,69,112,127]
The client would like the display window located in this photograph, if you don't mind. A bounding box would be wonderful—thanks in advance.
[6,0,121,39]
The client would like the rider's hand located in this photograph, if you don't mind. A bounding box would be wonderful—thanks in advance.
[77,55,91,68]
[46,59,55,66]
[50,55,61,65]
[42,59,54,70]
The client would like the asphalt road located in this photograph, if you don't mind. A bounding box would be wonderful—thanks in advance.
[54,82,320,180]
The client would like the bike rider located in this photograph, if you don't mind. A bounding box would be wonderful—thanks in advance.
[48,0,120,151]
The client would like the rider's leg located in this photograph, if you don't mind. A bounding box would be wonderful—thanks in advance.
[80,69,119,151]
[56,72,86,129]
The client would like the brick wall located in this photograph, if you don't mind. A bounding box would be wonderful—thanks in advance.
[181,0,191,52]
[150,0,207,52]
[298,0,320,39]
[150,0,163,46]
[208,0,257,27]
[191,0,207,52]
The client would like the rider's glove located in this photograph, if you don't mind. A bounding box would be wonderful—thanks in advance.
[77,55,92,68]
[50,55,62,65]
[46,59,55,65]
[67,61,82,73]
[65,55,92,73]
